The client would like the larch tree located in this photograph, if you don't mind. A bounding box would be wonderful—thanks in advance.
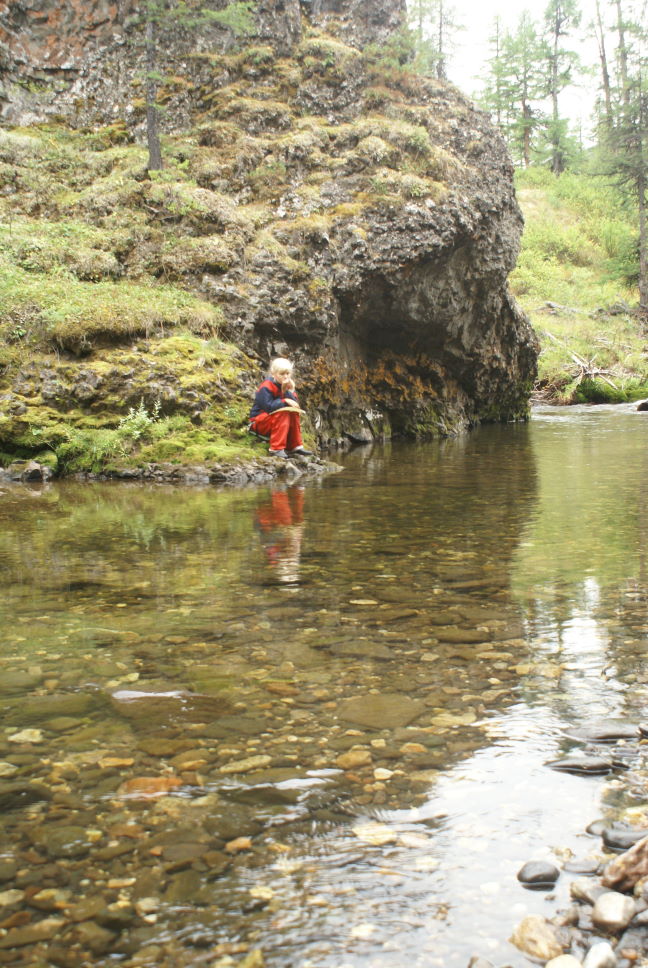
[602,0,648,311]
[542,0,581,174]
[407,0,463,80]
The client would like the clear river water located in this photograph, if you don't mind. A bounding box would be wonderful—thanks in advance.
[1,403,648,968]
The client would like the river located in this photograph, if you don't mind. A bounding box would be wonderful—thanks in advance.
[0,403,647,967]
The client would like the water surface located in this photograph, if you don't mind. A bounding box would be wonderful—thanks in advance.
[1,404,647,967]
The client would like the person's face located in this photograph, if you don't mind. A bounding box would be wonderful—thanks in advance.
[274,367,292,382]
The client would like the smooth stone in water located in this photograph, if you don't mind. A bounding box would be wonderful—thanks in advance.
[591,891,636,932]
[547,756,615,776]
[566,721,638,743]
[546,956,584,968]
[0,670,44,695]
[11,693,94,722]
[337,693,426,730]
[517,860,560,888]
[0,918,65,948]
[0,782,52,811]
[564,858,601,875]
[31,824,93,859]
[330,642,395,660]
[336,749,372,770]
[602,826,648,851]
[583,941,617,968]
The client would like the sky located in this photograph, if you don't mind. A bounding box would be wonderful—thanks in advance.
[443,0,602,132]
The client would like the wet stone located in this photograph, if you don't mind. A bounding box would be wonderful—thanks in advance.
[163,869,203,904]
[566,721,639,743]
[0,670,44,695]
[30,824,93,859]
[517,860,560,888]
[563,858,602,875]
[329,642,395,660]
[591,891,636,932]
[0,782,52,812]
[337,693,426,729]
[602,826,648,851]
[0,860,18,883]
[162,842,210,868]
[68,920,116,954]
[10,693,95,722]
[547,755,616,776]
[0,916,65,948]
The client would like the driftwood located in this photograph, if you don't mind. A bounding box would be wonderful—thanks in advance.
[602,835,648,892]
[543,331,619,390]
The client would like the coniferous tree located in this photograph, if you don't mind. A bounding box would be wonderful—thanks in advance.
[407,0,462,80]
[542,0,581,174]
[499,13,548,166]
[601,0,648,311]
[593,0,614,129]
[480,17,509,131]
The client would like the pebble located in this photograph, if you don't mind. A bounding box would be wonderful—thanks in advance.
[546,956,583,968]
[582,940,617,968]
[602,826,648,851]
[219,755,272,774]
[336,749,372,770]
[591,891,636,932]
[570,877,608,905]
[517,860,560,888]
[7,728,43,744]
[509,915,563,960]
[0,917,65,948]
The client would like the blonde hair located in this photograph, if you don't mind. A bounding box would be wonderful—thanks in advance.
[270,357,294,376]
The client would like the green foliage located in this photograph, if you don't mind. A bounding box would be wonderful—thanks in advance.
[513,167,648,400]
[118,399,162,440]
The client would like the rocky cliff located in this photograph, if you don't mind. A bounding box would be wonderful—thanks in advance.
[0,0,537,473]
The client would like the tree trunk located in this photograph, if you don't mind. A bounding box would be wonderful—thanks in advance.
[594,0,613,130]
[436,0,446,80]
[523,101,532,167]
[145,16,163,172]
[615,0,630,106]
[638,171,648,313]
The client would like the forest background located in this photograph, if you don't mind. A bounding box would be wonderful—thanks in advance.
[409,0,648,402]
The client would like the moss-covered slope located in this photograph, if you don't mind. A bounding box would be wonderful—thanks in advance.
[0,20,538,475]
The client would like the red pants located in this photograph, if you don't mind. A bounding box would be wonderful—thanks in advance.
[251,410,303,451]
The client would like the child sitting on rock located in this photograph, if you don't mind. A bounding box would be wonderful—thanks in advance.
[249,358,313,459]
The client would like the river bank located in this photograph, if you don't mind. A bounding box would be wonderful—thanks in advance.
[501,720,648,968]
[0,451,342,488]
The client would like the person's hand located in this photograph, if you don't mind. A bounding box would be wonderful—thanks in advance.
[284,398,299,408]
[281,377,295,393]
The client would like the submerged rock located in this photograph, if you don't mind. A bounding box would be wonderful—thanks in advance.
[110,688,233,723]
[337,693,426,729]
[547,755,618,776]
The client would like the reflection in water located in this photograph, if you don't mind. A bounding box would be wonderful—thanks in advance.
[255,486,305,586]
[0,408,647,966]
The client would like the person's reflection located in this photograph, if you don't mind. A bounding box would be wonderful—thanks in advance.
[255,486,305,585]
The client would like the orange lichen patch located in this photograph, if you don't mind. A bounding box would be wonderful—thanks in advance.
[116,775,183,799]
